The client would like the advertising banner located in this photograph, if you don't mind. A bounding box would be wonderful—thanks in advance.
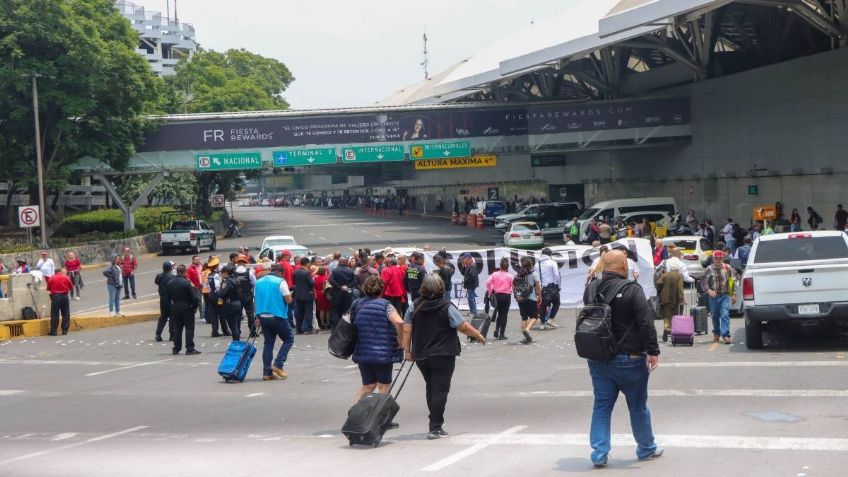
[422,238,656,311]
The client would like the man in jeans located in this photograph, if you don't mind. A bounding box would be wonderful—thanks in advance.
[460,253,479,314]
[253,264,294,381]
[702,250,737,344]
[582,250,662,468]
[120,247,138,299]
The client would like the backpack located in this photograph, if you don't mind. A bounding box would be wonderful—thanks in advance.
[653,260,666,286]
[574,280,632,360]
[21,307,37,320]
[731,223,746,243]
[231,272,253,303]
[512,272,534,302]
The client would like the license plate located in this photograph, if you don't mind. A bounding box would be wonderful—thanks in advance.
[798,304,820,315]
[523,235,531,239]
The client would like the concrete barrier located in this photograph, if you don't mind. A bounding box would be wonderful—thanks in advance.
[0,233,161,271]
[0,311,159,340]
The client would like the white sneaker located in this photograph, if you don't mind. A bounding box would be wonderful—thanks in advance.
[546,321,558,329]
[539,324,546,330]
[73,297,80,301]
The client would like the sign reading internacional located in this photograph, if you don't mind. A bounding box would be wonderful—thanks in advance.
[410,141,471,160]
[196,152,262,171]
[414,155,497,171]
[342,145,405,163]
[273,148,336,167]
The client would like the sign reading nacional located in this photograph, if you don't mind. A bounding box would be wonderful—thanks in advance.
[414,155,497,170]
[195,152,262,171]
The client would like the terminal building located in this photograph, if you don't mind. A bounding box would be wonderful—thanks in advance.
[83,0,848,227]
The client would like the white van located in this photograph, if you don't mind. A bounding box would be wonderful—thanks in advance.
[578,197,678,242]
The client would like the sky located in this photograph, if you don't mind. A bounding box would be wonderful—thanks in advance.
[127,0,576,110]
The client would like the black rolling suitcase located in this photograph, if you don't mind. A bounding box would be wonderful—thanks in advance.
[467,311,491,342]
[689,288,709,335]
[342,361,413,448]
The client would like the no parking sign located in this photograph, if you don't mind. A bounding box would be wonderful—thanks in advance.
[18,205,40,228]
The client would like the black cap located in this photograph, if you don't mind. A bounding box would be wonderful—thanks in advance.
[163,261,173,271]
[221,264,236,275]
[270,264,284,274]
[541,248,553,256]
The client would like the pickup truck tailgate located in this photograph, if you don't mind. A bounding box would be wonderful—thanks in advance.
[753,262,848,306]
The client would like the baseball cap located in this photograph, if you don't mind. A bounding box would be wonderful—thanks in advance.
[713,250,725,259]
[281,249,292,256]
[236,254,249,263]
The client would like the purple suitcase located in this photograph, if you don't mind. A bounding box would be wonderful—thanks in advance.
[670,314,694,346]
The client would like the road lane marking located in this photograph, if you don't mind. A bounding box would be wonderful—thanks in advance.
[475,389,848,399]
[85,358,172,377]
[0,426,148,466]
[51,433,77,441]
[0,390,23,396]
[245,393,264,398]
[422,426,526,472]
[551,361,848,370]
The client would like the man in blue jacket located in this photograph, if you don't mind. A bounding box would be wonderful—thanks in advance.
[254,264,294,381]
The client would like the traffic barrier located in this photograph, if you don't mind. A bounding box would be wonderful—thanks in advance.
[451,212,458,225]
[459,213,467,225]
[468,213,478,228]
[476,215,484,229]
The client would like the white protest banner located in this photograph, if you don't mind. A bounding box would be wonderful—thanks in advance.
[423,238,656,311]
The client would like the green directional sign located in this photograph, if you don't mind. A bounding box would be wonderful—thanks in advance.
[410,141,471,160]
[342,145,405,163]
[273,148,336,167]
[195,152,262,171]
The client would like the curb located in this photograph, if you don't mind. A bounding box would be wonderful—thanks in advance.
[0,312,159,340]
[78,252,160,271]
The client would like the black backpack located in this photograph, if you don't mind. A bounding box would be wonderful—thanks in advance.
[731,223,746,243]
[231,272,253,303]
[21,307,37,320]
[512,272,533,302]
[574,280,632,360]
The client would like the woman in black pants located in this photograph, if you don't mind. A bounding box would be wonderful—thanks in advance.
[486,257,514,340]
[402,273,486,440]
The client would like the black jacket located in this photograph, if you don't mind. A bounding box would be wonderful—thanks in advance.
[166,276,200,313]
[437,263,454,291]
[583,272,660,356]
[329,265,356,289]
[462,262,479,289]
[292,267,315,301]
[155,272,173,299]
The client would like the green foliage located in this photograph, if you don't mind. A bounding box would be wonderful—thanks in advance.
[0,0,164,211]
[55,206,176,237]
[115,173,198,206]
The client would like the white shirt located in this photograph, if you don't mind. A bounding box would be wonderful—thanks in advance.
[721,223,735,242]
[36,258,55,277]
[627,259,638,281]
[537,257,561,287]
[235,265,257,285]
[564,240,576,246]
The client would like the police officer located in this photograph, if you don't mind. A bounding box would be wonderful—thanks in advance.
[219,265,245,341]
[233,255,257,337]
[166,264,201,355]
[154,261,174,342]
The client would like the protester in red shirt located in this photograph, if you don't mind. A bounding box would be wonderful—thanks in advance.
[187,255,203,289]
[47,267,74,336]
[277,249,294,288]
[64,251,83,300]
[119,247,138,299]
[380,257,406,314]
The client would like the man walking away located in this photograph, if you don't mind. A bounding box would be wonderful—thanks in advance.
[47,267,73,336]
[329,257,357,328]
[433,254,454,301]
[120,247,138,299]
[254,264,294,381]
[404,252,426,302]
[234,255,257,337]
[582,250,662,468]
[380,257,406,315]
[166,265,201,355]
[292,257,316,334]
[154,261,175,342]
[537,248,561,329]
[460,253,479,314]
[836,204,848,231]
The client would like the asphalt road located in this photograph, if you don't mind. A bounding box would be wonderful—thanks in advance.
[2,206,847,476]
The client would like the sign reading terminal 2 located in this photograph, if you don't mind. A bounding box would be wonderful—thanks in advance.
[196,152,262,171]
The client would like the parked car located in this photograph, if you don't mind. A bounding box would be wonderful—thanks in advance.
[470,201,507,224]
[258,244,312,263]
[661,235,713,278]
[159,219,216,255]
[742,231,848,349]
[578,197,678,242]
[260,235,298,251]
[503,222,544,250]
[495,202,582,237]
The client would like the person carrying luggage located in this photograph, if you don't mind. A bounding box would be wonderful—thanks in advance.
[329,257,357,328]
[485,257,513,340]
[351,276,405,408]
[219,265,246,341]
[402,273,485,440]
[166,265,201,356]
[234,255,258,338]
[254,264,294,381]
[581,250,662,468]
[655,258,685,343]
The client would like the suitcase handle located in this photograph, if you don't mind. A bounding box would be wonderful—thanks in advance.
[389,360,415,400]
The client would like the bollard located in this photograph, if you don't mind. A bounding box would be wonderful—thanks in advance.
[467,213,476,228]
[459,213,467,225]
[451,212,458,225]
[476,214,484,229]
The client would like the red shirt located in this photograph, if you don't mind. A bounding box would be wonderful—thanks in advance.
[187,265,202,289]
[120,255,137,277]
[65,258,81,273]
[47,273,73,295]
[278,260,293,287]
[380,265,406,298]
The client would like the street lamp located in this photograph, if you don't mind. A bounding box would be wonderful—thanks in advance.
[22,72,49,249]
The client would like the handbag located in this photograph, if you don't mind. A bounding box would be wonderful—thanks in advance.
[328,300,360,360]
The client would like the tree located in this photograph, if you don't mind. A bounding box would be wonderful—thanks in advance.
[0,0,164,230]
[164,49,294,215]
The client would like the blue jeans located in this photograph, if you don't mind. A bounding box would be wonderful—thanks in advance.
[259,316,294,376]
[709,294,731,337]
[725,238,737,254]
[466,288,478,313]
[587,353,658,463]
[122,274,136,298]
[107,284,121,314]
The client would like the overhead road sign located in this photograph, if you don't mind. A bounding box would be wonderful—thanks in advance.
[196,152,262,171]
[18,205,40,228]
[273,148,337,167]
[410,141,471,160]
[414,155,497,171]
[342,145,405,163]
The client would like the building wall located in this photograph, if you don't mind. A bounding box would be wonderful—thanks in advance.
[397,46,848,225]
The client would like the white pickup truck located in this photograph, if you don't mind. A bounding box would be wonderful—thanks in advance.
[742,231,848,349]
[159,219,217,255]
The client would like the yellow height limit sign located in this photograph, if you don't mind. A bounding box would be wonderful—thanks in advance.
[414,155,497,171]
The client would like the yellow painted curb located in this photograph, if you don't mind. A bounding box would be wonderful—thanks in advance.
[0,312,159,340]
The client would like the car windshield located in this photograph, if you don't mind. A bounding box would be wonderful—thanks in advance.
[667,240,697,250]
[753,236,848,263]
[511,224,538,232]
[579,208,599,220]
[265,238,295,247]
[169,221,195,230]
